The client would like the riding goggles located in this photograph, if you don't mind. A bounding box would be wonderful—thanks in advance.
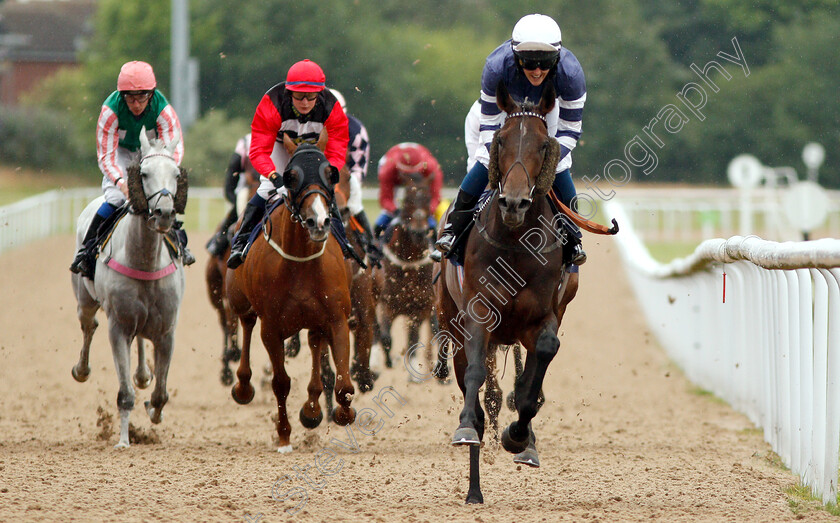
[291,92,319,102]
[518,56,558,71]
[122,91,153,103]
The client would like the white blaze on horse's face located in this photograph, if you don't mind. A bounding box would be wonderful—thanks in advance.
[301,192,330,242]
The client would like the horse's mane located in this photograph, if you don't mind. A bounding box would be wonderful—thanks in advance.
[487,101,560,196]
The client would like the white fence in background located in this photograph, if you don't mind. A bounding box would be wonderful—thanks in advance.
[615,187,840,243]
[0,187,226,255]
[0,186,454,255]
[607,199,840,504]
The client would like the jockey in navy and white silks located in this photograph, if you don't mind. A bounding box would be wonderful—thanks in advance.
[433,13,587,266]
[474,43,585,187]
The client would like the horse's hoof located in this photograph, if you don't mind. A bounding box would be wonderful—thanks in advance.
[501,424,529,454]
[134,373,152,390]
[220,367,234,386]
[451,427,480,446]
[465,491,484,504]
[71,365,90,383]
[114,441,130,449]
[299,407,324,429]
[357,378,374,393]
[224,347,242,363]
[333,406,356,426]
[514,447,540,467]
[145,400,163,424]
[232,381,255,405]
[506,390,516,411]
[276,445,293,454]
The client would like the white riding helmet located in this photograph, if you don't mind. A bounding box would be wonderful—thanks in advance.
[511,14,562,53]
[330,88,347,113]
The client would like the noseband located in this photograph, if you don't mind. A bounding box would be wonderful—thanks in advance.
[498,110,548,201]
[132,152,177,218]
[282,184,333,226]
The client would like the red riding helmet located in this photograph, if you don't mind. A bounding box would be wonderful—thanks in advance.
[117,61,157,92]
[393,143,430,174]
[285,59,326,92]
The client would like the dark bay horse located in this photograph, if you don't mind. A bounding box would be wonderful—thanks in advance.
[225,144,356,452]
[205,167,260,386]
[435,81,616,503]
[374,176,439,378]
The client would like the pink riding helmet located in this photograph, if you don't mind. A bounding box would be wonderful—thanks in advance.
[117,61,157,92]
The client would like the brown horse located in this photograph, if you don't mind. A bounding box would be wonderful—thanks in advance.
[225,143,356,452]
[281,166,379,404]
[205,168,260,385]
[435,81,616,503]
[374,175,438,377]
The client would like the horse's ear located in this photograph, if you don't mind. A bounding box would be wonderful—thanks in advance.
[316,128,328,152]
[496,81,516,114]
[139,126,152,155]
[538,82,556,115]
[165,127,181,156]
[174,167,189,214]
[282,133,297,156]
[126,164,148,213]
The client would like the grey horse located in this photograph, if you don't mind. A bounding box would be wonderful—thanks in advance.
[71,128,187,448]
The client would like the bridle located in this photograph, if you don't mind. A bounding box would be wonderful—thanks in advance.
[282,183,333,226]
[497,110,548,202]
[131,152,178,220]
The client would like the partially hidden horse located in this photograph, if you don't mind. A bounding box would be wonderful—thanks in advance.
[309,164,380,420]
[71,128,188,448]
[205,166,260,386]
[435,81,617,503]
[373,174,440,378]
[225,143,356,452]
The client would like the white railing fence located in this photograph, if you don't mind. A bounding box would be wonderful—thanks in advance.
[615,187,840,243]
[607,199,840,504]
[0,187,228,255]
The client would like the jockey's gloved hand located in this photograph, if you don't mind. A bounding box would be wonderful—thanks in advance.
[268,171,283,190]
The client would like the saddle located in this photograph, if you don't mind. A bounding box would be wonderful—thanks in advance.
[448,191,581,267]
[80,206,183,280]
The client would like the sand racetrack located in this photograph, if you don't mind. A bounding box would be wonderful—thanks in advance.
[0,234,833,522]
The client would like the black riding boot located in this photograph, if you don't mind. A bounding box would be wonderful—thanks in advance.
[430,190,480,262]
[354,210,383,267]
[226,203,264,269]
[171,221,195,266]
[70,212,107,277]
[206,207,238,257]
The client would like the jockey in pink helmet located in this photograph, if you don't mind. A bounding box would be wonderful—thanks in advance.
[69,61,193,278]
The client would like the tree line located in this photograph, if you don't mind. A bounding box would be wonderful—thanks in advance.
[9,0,839,189]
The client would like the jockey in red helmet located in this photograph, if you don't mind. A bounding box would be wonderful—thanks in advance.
[226,59,354,269]
[374,142,443,236]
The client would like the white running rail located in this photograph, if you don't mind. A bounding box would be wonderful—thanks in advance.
[607,199,840,504]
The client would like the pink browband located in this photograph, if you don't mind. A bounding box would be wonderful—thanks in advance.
[106,258,177,281]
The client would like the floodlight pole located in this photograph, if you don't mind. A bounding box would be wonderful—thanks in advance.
[171,0,198,130]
